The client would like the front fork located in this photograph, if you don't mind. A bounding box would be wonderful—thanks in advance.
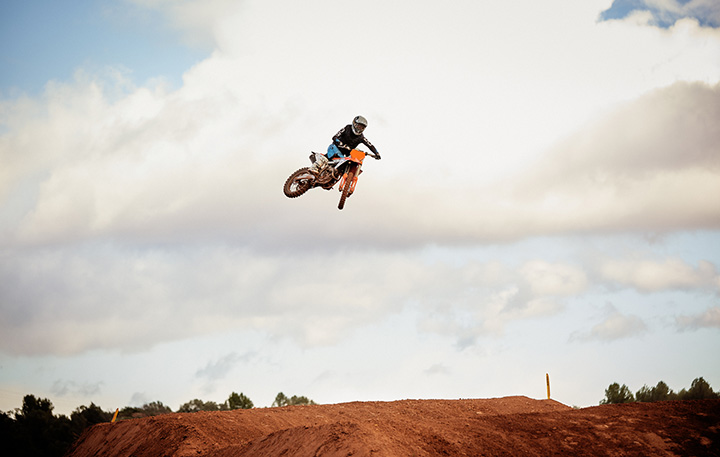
[338,165,361,194]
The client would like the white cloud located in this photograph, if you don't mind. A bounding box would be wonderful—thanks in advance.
[676,306,720,330]
[571,304,648,342]
[601,0,720,27]
[519,261,588,297]
[2,0,720,362]
[415,260,585,347]
[598,258,719,292]
[506,81,720,236]
[0,243,591,356]
[424,364,451,376]
[4,78,719,250]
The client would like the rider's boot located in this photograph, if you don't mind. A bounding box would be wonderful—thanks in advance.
[309,153,328,174]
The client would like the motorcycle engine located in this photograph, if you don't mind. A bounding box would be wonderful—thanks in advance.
[316,169,333,185]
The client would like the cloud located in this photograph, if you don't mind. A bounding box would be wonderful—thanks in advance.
[0,244,590,355]
[599,0,720,28]
[570,304,648,342]
[676,306,720,330]
[507,81,720,236]
[3,227,715,357]
[2,2,720,249]
[519,261,588,297]
[598,258,719,292]
[548,82,719,175]
[50,380,103,398]
[0,246,412,355]
[6,81,718,251]
[416,260,584,348]
[424,364,451,376]
[2,0,720,361]
[129,392,151,407]
[195,352,254,381]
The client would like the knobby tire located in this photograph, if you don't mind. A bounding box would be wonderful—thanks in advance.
[338,169,355,210]
[283,168,313,198]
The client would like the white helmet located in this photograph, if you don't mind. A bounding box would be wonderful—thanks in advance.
[352,115,368,135]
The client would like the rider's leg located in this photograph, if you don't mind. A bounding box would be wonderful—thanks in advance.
[309,152,329,173]
[326,143,342,159]
[311,143,339,173]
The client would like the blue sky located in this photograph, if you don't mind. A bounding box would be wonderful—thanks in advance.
[0,0,202,94]
[1,0,719,415]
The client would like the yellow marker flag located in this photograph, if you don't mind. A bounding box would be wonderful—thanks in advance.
[111,408,119,423]
[546,373,551,399]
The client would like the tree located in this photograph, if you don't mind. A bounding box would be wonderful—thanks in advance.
[287,395,316,406]
[226,392,253,410]
[635,381,675,402]
[272,392,289,407]
[604,377,718,405]
[600,383,634,404]
[0,409,22,456]
[651,380,676,401]
[272,392,316,407]
[117,401,172,420]
[141,401,173,416]
[21,394,54,416]
[680,377,719,400]
[635,385,652,402]
[70,403,112,437]
[11,395,74,457]
[177,399,220,413]
[117,406,143,420]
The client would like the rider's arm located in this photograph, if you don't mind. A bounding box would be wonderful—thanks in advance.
[332,127,351,153]
[362,136,380,158]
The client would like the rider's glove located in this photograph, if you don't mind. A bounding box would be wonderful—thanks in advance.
[375,153,381,160]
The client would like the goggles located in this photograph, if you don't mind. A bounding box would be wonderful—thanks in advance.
[353,121,366,133]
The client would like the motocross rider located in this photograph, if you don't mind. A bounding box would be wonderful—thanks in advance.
[310,115,381,173]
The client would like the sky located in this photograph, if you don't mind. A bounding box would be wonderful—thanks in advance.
[1,0,719,415]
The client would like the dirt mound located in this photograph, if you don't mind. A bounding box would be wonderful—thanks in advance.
[66,396,720,457]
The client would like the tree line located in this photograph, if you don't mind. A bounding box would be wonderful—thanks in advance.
[0,391,314,457]
[600,376,719,404]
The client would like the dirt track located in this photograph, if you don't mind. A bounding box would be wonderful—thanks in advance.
[66,396,720,456]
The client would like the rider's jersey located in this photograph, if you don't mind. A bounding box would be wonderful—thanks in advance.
[332,124,379,156]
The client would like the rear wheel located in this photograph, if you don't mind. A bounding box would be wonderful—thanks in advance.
[338,169,355,210]
[283,168,313,198]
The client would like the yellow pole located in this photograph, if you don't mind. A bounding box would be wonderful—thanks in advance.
[546,373,551,399]
[111,408,119,423]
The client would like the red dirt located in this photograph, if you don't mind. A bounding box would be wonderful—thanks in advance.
[65,396,720,457]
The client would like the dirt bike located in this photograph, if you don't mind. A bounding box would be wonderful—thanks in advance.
[283,149,380,210]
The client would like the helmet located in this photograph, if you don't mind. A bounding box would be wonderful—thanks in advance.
[352,115,368,135]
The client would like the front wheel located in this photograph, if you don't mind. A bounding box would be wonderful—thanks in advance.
[338,169,355,210]
[283,168,314,198]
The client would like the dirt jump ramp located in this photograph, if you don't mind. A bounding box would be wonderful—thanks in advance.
[66,395,720,456]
